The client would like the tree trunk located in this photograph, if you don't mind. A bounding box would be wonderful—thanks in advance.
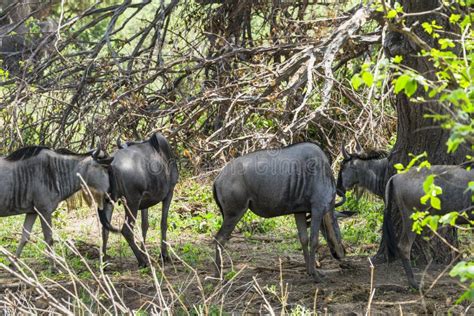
[379,0,469,264]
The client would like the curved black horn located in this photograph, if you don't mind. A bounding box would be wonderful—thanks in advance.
[116,136,122,149]
[91,145,100,159]
[355,139,363,154]
[341,142,350,160]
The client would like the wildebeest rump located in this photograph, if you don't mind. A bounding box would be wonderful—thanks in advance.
[383,165,474,289]
[213,142,345,281]
[97,133,178,267]
[0,146,110,266]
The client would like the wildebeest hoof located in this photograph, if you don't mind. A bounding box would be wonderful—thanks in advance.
[408,281,420,291]
[49,265,59,274]
[160,253,170,263]
[370,254,387,265]
[339,260,353,270]
[101,254,111,262]
[138,261,149,269]
[311,274,322,283]
[8,260,19,272]
[311,271,325,283]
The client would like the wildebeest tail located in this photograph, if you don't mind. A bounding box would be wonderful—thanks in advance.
[150,133,161,152]
[98,166,121,233]
[335,188,346,207]
[382,178,398,260]
[98,207,120,233]
[213,182,224,218]
[107,166,118,201]
[151,133,179,181]
[150,133,173,161]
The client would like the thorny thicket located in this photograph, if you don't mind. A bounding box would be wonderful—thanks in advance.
[0,0,395,170]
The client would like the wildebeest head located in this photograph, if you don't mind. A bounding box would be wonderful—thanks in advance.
[337,142,388,197]
[337,142,363,193]
[80,147,114,193]
[321,210,345,260]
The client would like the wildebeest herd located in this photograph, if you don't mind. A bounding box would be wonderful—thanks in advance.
[0,133,472,289]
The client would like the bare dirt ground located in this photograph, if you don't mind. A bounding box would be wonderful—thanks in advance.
[0,231,468,314]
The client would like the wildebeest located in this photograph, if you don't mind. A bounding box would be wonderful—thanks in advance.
[337,143,389,199]
[96,133,178,267]
[0,146,111,266]
[383,166,474,289]
[213,142,345,281]
[97,138,153,260]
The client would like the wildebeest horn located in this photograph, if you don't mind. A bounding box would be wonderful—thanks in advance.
[92,146,101,159]
[341,142,350,160]
[355,139,363,154]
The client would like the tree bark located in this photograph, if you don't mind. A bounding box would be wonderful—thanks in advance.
[379,0,469,264]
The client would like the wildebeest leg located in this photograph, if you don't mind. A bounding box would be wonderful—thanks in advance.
[397,207,419,289]
[101,203,113,260]
[121,205,147,267]
[294,213,310,273]
[214,210,246,277]
[309,208,324,282]
[399,225,418,288]
[141,208,149,244]
[14,213,38,260]
[160,190,174,262]
[39,212,56,270]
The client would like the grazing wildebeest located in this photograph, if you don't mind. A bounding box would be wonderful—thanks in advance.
[382,166,474,289]
[213,142,345,281]
[337,143,389,199]
[97,138,153,260]
[0,146,111,266]
[96,133,178,267]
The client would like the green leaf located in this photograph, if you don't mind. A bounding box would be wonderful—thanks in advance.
[422,22,433,34]
[351,74,363,90]
[430,196,441,210]
[420,195,430,205]
[439,38,455,50]
[449,14,461,24]
[362,72,374,87]
[423,175,435,193]
[450,261,474,282]
[392,55,403,64]
[387,10,398,19]
[427,215,440,231]
[394,163,404,171]
[405,79,418,97]
[417,161,431,171]
[394,74,410,94]
[440,212,459,226]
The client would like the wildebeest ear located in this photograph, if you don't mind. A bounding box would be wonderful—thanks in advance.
[355,139,363,154]
[341,142,350,160]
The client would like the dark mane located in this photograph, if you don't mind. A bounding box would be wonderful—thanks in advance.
[5,146,50,161]
[124,141,143,147]
[349,149,388,161]
[118,140,144,149]
[55,148,92,157]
